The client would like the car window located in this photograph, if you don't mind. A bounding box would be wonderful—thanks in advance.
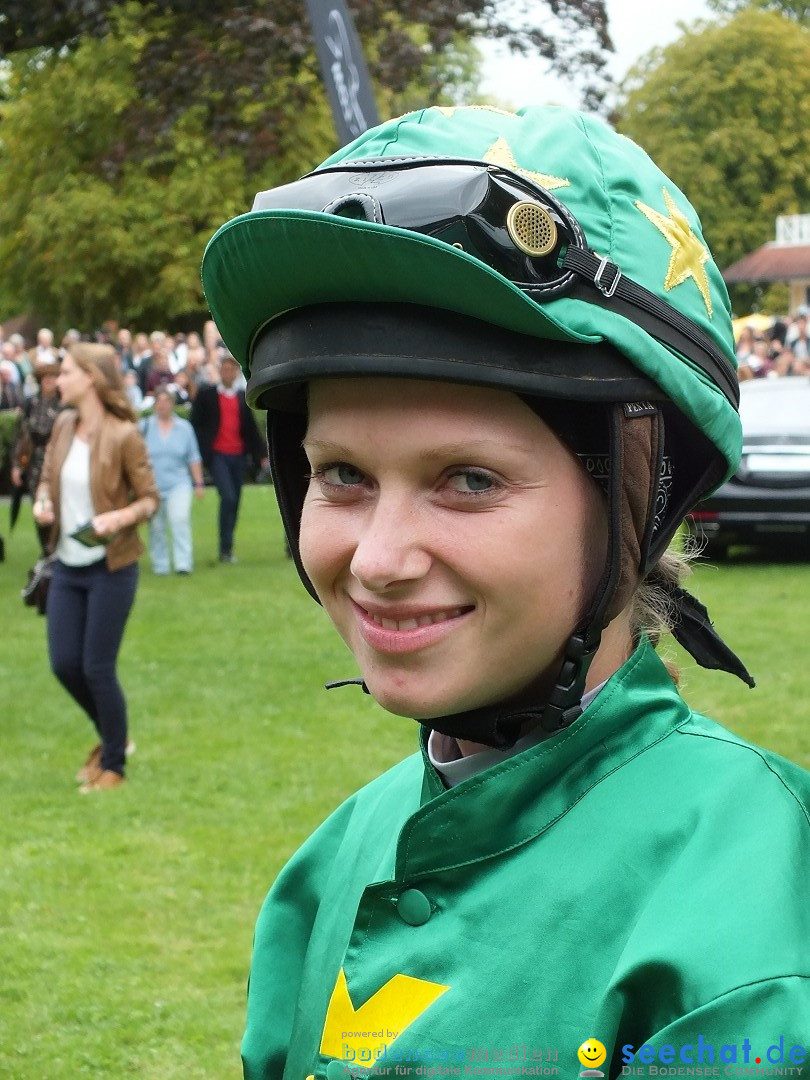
[740,382,810,437]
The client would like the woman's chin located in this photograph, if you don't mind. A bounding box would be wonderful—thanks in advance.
[365,668,553,724]
[365,677,489,723]
[366,681,447,721]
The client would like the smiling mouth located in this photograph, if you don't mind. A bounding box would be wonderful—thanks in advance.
[355,602,475,632]
[364,606,472,631]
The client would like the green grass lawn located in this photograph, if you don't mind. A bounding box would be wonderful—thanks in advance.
[1,489,808,1079]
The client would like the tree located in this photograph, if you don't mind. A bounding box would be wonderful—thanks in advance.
[0,13,260,330]
[0,1,612,331]
[616,9,810,314]
[0,2,614,164]
[706,0,810,21]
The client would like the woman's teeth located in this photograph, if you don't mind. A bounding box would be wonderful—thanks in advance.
[370,608,467,631]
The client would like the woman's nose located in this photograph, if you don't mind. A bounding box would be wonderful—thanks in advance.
[349,496,432,592]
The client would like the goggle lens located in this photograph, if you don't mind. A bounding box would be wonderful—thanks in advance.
[252,160,580,296]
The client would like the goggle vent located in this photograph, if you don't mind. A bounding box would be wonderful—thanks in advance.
[506,201,558,258]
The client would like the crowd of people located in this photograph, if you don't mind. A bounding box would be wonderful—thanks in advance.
[1,319,268,572]
[0,320,236,411]
[735,308,810,379]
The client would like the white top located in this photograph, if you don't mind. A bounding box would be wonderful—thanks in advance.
[56,437,106,566]
[427,681,607,788]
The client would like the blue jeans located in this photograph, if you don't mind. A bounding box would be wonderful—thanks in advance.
[149,484,193,573]
[47,559,139,775]
[209,452,245,556]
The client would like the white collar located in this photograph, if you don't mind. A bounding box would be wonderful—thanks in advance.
[427,681,607,788]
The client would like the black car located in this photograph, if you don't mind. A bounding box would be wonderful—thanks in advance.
[686,378,810,558]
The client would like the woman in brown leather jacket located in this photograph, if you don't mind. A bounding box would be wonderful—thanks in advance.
[35,343,158,793]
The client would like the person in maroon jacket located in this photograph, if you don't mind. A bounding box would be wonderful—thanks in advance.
[190,352,268,562]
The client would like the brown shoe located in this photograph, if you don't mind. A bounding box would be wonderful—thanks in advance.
[76,740,135,783]
[76,744,102,783]
[79,770,125,794]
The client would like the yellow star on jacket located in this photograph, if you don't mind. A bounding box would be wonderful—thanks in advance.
[636,188,713,317]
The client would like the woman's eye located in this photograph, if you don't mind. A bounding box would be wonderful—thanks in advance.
[446,469,497,494]
[316,463,366,487]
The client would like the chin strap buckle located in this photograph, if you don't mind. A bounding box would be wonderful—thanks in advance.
[540,633,599,734]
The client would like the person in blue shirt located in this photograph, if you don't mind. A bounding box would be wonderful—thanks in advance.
[141,387,205,575]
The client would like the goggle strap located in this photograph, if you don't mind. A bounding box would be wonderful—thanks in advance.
[562,248,739,408]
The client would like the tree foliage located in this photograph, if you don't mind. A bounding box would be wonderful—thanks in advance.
[616,9,810,314]
[0,1,613,166]
[706,0,810,21]
[0,0,611,331]
[0,13,259,330]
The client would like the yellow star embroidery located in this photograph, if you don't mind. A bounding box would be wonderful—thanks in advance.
[431,105,516,119]
[320,968,450,1060]
[483,136,569,190]
[636,188,713,317]
[390,105,514,124]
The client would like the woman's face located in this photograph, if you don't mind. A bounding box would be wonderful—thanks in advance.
[57,354,94,407]
[154,392,174,419]
[301,378,606,720]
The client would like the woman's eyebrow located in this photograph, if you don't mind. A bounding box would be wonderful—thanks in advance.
[418,439,527,460]
[303,436,529,459]
[301,438,355,458]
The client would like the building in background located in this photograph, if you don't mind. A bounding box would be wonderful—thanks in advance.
[724,215,810,314]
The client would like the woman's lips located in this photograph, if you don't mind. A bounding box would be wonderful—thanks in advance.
[351,599,474,655]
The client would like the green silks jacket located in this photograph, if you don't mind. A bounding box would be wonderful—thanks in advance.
[242,639,810,1080]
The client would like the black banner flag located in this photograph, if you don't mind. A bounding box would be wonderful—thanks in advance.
[304,0,381,146]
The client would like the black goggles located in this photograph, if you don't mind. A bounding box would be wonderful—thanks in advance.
[252,157,739,408]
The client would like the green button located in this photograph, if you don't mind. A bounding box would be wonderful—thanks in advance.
[326,1060,347,1080]
[397,888,432,926]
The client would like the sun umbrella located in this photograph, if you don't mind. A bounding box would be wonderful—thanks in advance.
[732,313,774,338]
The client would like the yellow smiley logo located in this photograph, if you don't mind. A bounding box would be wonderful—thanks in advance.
[578,1040,607,1069]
